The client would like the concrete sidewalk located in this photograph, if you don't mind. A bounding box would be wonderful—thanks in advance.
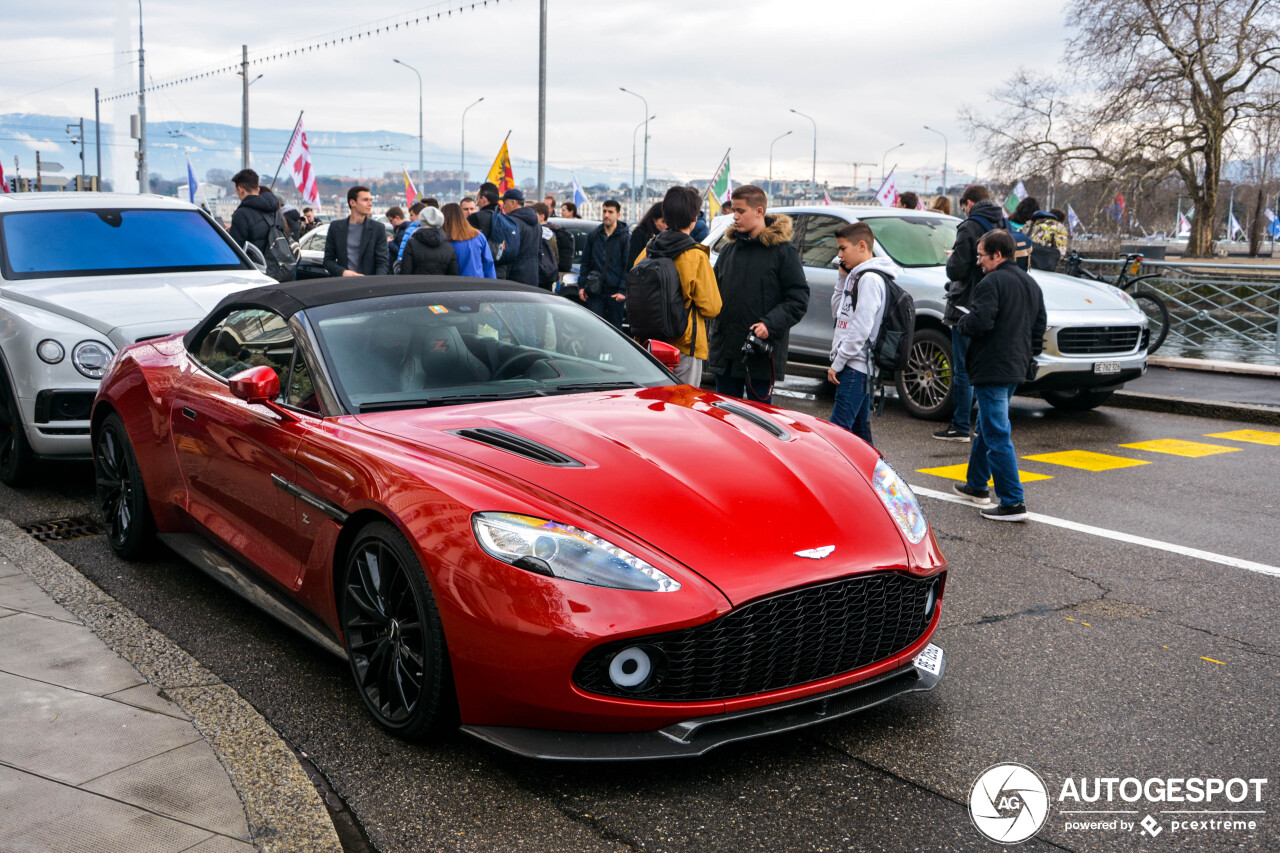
[0,522,342,853]
[1112,361,1280,424]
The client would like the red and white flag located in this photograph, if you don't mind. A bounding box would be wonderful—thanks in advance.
[0,158,8,193]
[282,118,319,205]
[874,169,898,207]
[823,189,832,205]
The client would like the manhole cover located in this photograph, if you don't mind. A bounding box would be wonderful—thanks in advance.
[20,515,105,542]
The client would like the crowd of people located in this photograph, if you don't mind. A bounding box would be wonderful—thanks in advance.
[229,167,1048,522]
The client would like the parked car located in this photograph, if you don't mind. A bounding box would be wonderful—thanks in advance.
[92,276,947,759]
[294,222,330,279]
[706,206,1150,417]
[0,193,271,485]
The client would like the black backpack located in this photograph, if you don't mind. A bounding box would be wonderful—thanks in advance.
[625,248,691,348]
[259,209,299,282]
[853,268,915,373]
[537,235,558,288]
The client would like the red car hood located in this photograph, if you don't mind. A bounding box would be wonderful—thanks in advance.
[355,387,909,605]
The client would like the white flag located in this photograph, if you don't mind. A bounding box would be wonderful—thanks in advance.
[1229,213,1244,240]
[874,169,898,207]
[1066,203,1083,233]
[282,118,319,206]
[1012,180,1028,201]
[1177,212,1191,237]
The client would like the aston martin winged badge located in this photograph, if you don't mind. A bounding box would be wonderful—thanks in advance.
[794,545,836,559]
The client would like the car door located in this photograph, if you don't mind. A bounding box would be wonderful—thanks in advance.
[171,307,307,590]
[790,212,846,356]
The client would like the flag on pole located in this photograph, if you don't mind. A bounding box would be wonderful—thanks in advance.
[572,173,587,210]
[1107,192,1125,222]
[402,168,418,208]
[1228,213,1244,241]
[1003,180,1028,214]
[282,118,319,205]
[874,168,898,207]
[185,155,199,205]
[1265,208,1280,239]
[0,157,9,194]
[1066,203,1083,233]
[707,150,731,217]
[1177,212,1191,237]
[486,138,515,195]
[823,189,832,205]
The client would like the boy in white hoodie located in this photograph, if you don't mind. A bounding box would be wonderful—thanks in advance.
[828,222,895,446]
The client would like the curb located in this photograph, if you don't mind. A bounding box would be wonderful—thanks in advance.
[1148,355,1280,377]
[1109,389,1280,426]
[0,521,343,853]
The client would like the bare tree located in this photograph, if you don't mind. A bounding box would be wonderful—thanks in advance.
[1239,85,1280,255]
[965,0,1280,256]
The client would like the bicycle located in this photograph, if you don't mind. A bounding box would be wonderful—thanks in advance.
[1063,250,1170,353]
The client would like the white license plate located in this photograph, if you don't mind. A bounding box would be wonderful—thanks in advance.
[914,643,944,676]
[1093,361,1122,375]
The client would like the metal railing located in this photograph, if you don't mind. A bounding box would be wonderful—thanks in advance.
[1071,257,1280,366]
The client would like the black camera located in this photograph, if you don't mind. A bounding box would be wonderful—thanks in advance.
[740,332,773,361]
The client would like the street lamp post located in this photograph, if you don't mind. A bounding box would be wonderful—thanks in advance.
[923,125,948,199]
[768,130,792,200]
[881,142,904,183]
[393,59,424,200]
[620,88,648,209]
[460,97,484,199]
[790,109,817,201]
[136,0,146,193]
[632,115,654,221]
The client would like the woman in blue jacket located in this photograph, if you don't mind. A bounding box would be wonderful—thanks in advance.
[442,202,495,278]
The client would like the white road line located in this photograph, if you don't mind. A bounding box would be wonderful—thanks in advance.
[910,484,1280,579]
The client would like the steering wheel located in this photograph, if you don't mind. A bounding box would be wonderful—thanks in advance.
[492,350,551,380]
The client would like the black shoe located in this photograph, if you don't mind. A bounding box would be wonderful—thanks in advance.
[953,482,991,504]
[981,503,1028,522]
[933,426,970,442]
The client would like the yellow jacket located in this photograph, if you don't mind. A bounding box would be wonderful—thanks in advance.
[634,243,722,359]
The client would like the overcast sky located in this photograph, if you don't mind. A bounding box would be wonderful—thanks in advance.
[2,0,1071,191]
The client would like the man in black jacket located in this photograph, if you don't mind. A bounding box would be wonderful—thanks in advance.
[499,189,543,287]
[577,199,630,328]
[709,184,809,404]
[323,185,389,277]
[938,185,1007,442]
[228,169,278,259]
[953,229,1046,522]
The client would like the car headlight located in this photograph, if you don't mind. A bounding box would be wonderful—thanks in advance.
[472,512,681,592]
[71,341,113,379]
[1108,285,1139,311]
[871,458,928,544]
[37,339,65,364]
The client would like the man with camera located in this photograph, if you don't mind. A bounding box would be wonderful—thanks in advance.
[578,199,631,329]
[709,185,809,403]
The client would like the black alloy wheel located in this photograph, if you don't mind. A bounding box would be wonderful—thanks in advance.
[0,362,34,487]
[895,327,955,421]
[1042,388,1115,412]
[340,522,454,740]
[94,413,155,559]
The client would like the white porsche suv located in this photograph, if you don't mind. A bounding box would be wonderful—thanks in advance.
[0,193,271,485]
[707,206,1149,418]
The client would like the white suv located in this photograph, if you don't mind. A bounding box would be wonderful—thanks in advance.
[0,193,271,484]
[707,206,1149,418]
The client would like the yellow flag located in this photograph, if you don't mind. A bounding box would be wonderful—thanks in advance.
[486,140,515,194]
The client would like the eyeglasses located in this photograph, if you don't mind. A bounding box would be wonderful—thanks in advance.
[977,251,992,258]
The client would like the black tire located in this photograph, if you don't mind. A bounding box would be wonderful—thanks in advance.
[1132,291,1169,354]
[895,327,955,421]
[1043,389,1114,412]
[94,412,156,559]
[0,360,36,487]
[340,521,455,740]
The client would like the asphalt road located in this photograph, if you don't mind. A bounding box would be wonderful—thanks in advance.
[5,390,1279,853]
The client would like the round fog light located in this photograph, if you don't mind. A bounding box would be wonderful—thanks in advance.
[608,646,652,689]
[37,339,65,364]
[924,583,937,618]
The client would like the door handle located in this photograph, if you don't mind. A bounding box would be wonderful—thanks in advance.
[181,407,197,421]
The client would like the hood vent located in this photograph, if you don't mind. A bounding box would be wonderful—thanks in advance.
[712,401,792,441]
[448,428,584,467]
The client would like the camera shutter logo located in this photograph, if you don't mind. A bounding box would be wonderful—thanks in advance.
[969,763,1050,844]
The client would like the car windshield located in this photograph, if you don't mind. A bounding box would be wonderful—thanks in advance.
[306,291,673,412]
[0,208,247,280]
[863,215,959,267]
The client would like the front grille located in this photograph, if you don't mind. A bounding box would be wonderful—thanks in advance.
[574,571,942,702]
[1057,326,1141,355]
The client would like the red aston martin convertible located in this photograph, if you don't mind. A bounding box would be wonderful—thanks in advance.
[92,277,947,759]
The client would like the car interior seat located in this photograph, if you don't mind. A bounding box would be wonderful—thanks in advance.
[400,323,492,391]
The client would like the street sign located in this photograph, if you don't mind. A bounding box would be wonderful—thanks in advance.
[39,162,63,172]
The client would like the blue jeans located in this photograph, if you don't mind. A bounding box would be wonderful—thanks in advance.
[950,327,972,433]
[715,373,772,404]
[829,366,873,446]
[966,383,1024,507]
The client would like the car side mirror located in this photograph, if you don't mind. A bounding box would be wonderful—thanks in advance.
[228,365,280,403]
[646,339,682,370]
[242,241,268,272]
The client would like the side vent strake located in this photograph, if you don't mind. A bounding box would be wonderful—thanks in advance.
[711,401,792,441]
[448,428,584,467]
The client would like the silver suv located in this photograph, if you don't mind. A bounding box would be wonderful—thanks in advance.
[707,206,1149,418]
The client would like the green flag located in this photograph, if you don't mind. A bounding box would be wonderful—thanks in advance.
[1003,192,1019,214]
[708,149,731,217]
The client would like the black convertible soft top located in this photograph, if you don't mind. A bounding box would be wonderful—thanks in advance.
[182,275,542,350]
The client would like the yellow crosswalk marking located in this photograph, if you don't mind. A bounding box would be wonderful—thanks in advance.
[1119,439,1242,458]
[915,463,1052,484]
[1021,450,1150,471]
[1205,429,1280,446]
